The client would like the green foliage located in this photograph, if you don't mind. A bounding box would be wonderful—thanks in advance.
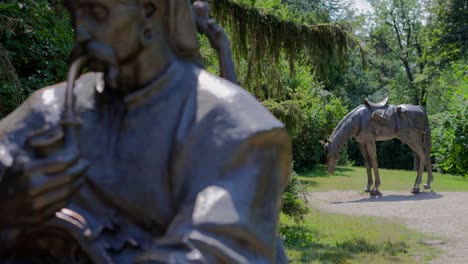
[292,98,340,168]
[281,0,331,24]
[426,0,468,61]
[292,96,348,170]
[254,60,348,170]
[429,62,468,176]
[0,43,24,115]
[209,0,357,95]
[281,167,310,223]
[367,0,427,106]
[0,0,73,117]
[282,206,438,263]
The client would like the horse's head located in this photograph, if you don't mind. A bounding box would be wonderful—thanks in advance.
[320,139,339,175]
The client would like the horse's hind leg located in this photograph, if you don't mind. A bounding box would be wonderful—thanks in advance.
[413,153,424,193]
[358,142,373,192]
[405,136,425,193]
[424,157,433,189]
[423,128,433,189]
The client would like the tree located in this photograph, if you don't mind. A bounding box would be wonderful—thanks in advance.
[434,0,468,59]
[368,0,428,106]
[429,62,468,176]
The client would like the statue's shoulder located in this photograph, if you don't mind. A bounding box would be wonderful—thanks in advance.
[195,69,284,133]
[28,71,98,112]
[0,72,98,133]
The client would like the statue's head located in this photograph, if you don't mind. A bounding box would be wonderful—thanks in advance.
[320,139,339,174]
[64,0,200,92]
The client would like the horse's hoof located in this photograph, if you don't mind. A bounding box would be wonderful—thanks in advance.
[411,187,420,193]
[424,184,431,190]
[364,188,371,193]
[370,190,381,196]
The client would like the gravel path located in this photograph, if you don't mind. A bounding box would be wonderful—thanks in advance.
[306,191,468,264]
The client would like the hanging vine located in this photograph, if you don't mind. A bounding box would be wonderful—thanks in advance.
[208,0,362,97]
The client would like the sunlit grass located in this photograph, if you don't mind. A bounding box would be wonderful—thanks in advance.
[282,208,441,263]
[282,165,460,263]
[296,165,468,192]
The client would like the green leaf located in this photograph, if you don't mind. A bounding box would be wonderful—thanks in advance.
[0,3,17,11]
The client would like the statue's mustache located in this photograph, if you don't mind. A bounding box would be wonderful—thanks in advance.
[70,41,118,67]
[70,41,119,89]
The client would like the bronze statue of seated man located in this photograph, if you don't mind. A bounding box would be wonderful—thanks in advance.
[0,0,291,263]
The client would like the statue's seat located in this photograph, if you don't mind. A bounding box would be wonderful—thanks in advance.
[364,97,389,109]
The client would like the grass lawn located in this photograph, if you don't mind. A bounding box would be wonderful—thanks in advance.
[282,208,440,264]
[296,165,468,192]
[282,165,467,263]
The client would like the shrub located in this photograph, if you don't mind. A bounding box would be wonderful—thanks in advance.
[0,0,73,117]
[281,167,310,223]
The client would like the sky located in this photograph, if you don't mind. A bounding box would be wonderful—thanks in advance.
[353,0,373,14]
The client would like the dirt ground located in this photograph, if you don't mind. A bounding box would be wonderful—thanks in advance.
[306,191,468,264]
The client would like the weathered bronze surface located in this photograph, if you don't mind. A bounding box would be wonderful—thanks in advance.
[193,1,238,84]
[0,1,291,263]
[321,98,433,195]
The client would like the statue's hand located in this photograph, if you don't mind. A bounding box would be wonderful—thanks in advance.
[205,19,230,52]
[193,1,230,52]
[0,127,88,228]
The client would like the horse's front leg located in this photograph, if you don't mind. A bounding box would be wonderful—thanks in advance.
[358,142,373,192]
[364,162,373,193]
[366,141,381,195]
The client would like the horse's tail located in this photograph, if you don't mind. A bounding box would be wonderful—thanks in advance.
[420,107,434,185]
[419,106,432,154]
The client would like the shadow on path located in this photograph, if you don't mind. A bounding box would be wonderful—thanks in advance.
[332,191,443,204]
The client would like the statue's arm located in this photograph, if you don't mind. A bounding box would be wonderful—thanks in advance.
[0,86,87,229]
[135,128,291,263]
[0,142,12,183]
[0,99,37,245]
[213,31,237,84]
[0,97,38,183]
[193,1,238,84]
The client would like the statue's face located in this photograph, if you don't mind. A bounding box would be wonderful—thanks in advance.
[324,143,339,175]
[67,0,146,71]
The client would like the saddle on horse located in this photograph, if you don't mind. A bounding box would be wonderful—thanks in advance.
[364,97,389,109]
[364,98,392,125]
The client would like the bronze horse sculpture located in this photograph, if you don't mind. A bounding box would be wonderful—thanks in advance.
[320,98,433,195]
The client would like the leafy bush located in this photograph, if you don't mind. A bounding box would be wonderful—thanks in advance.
[0,0,73,117]
[281,167,310,223]
[280,224,319,248]
[292,97,348,170]
[260,62,350,170]
[429,62,468,177]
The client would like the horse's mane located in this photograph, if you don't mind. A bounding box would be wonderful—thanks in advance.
[330,105,362,139]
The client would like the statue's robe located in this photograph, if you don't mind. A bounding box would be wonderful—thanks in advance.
[0,60,291,263]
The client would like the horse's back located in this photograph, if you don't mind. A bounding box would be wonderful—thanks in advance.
[397,104,429,132]
[397,104,426,114]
